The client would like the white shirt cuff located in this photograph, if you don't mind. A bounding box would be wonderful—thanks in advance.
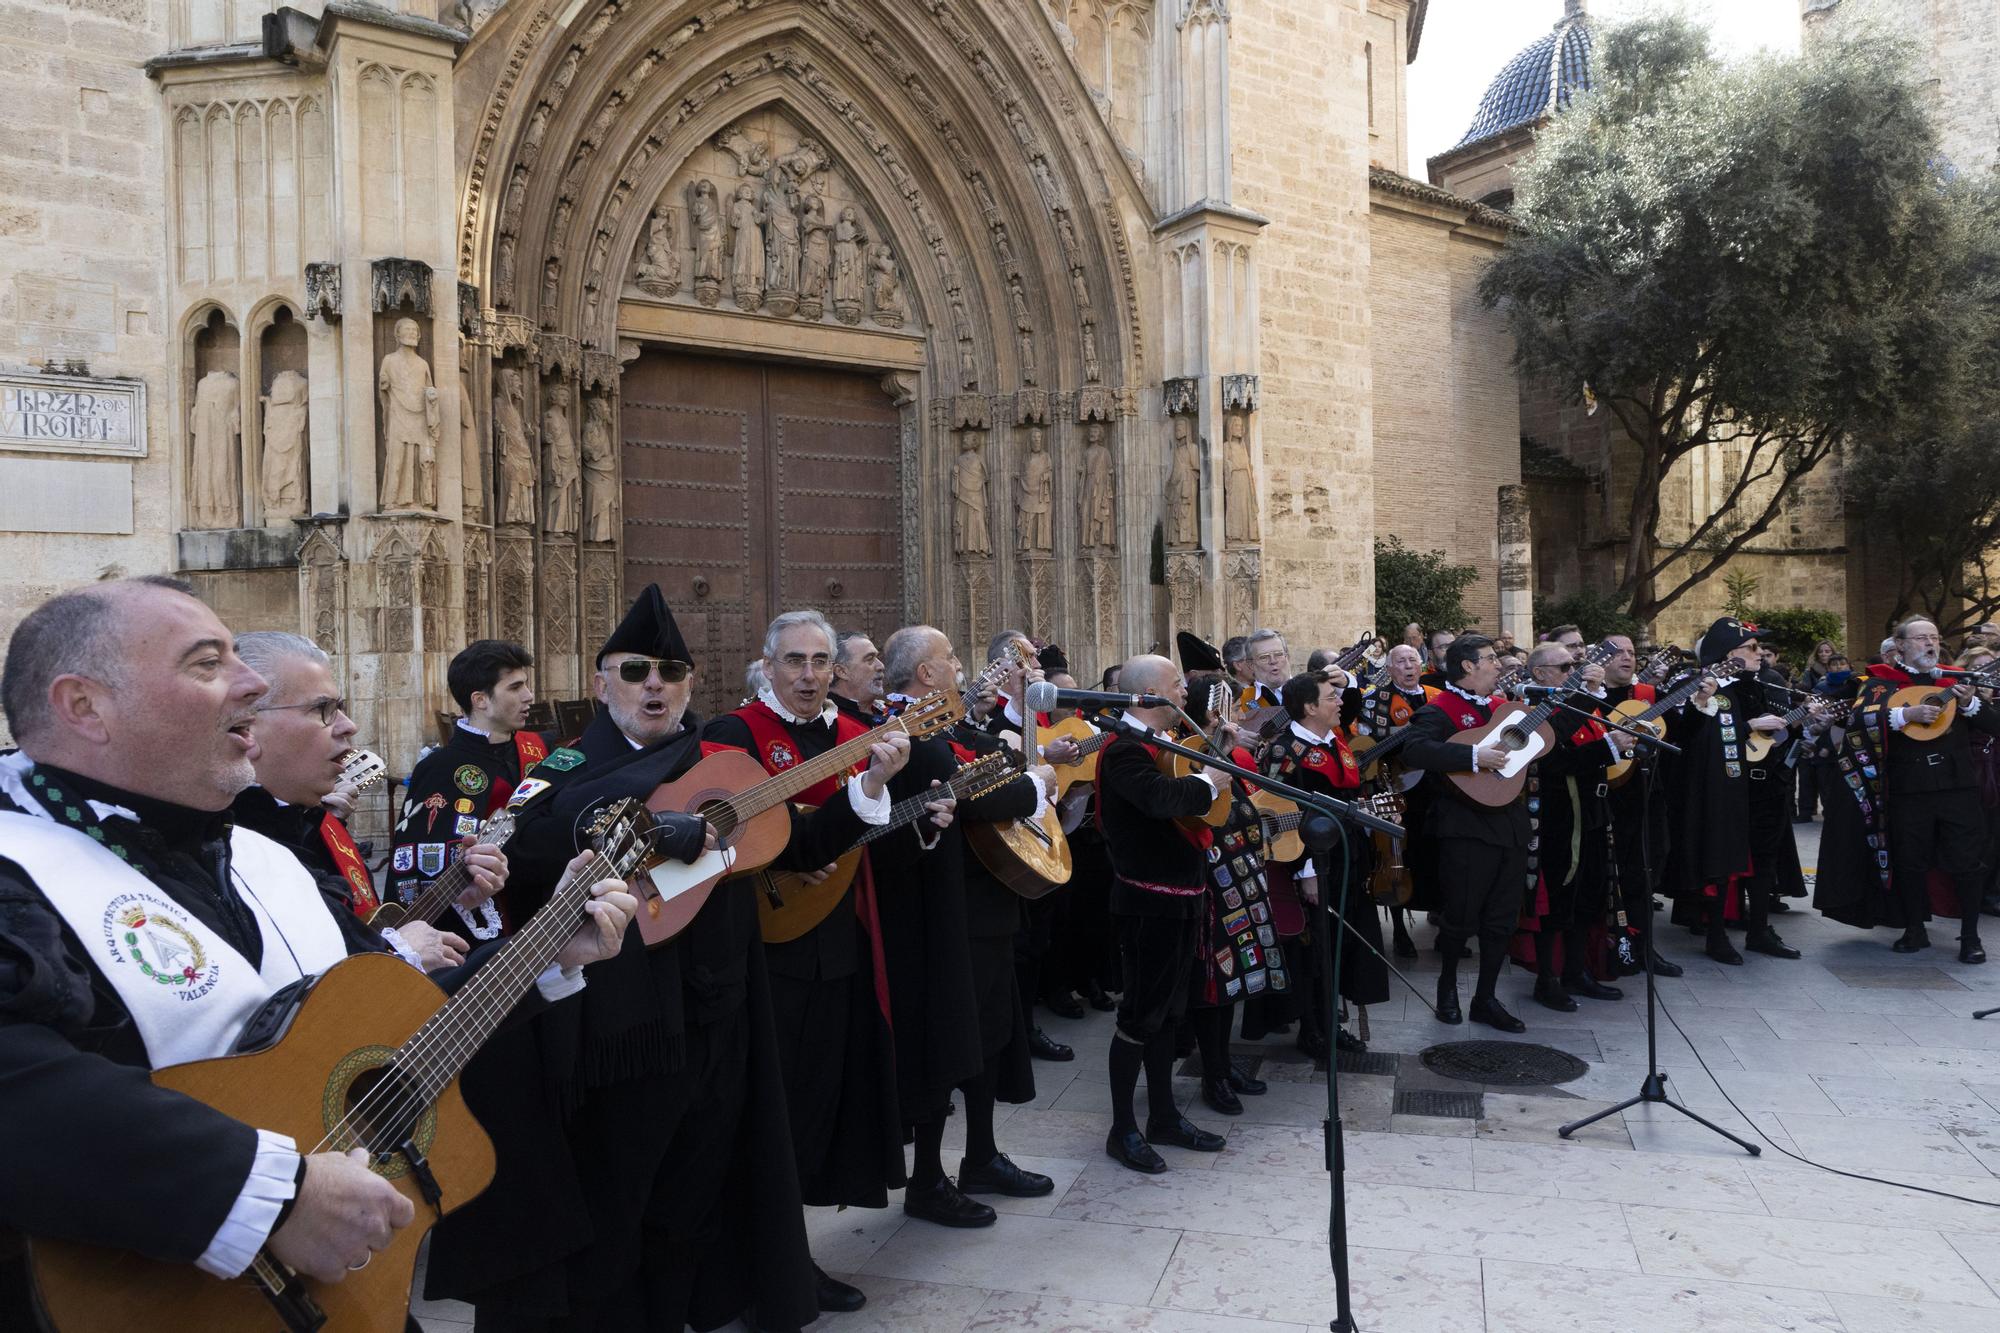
[197,1129,300,1278]
[1468,748,1480,773]
[1195,770,1223,794]
[1028,770,1053,823]
[1967,696,1983,717]
[1604,735,1624,761]
[1300,859,1318,881]
[1889,707,1906,731]
[846,774,892,825]
[535,962,586,1002]
[1694,696,1720,716]
[378,927,427,971]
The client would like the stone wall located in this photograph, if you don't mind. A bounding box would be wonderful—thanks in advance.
[1804,0,1999,175]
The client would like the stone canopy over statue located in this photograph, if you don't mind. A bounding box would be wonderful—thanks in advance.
[378,316,439,511]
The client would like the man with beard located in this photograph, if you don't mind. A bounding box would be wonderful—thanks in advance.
[705,610,921,1311]
[1599,634,1682,978]
[1671,619,1804,965]
[1818,618,1996,963]
[831,630,886,726]
[0,579,634,1330]
[875,625,1056,1223]
[391,639,545,940]
[446,586,858,1333]
[1420,627,1457,690]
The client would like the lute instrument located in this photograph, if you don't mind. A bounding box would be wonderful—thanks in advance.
[1743,696,1851,764]
[1602,659,1741,788]
[636,691,966,945]
[1885,666,1999,742]
[26,800,658,1333]
[1254,790,1405,867]
[757,750,1014,942]
[1155,682,1237,830]
[1445,639,1618,808]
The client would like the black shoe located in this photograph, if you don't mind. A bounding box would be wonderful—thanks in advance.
[1564,974,1625,1001]
[1295,1029,1329,1062]
[1267,1020,1294,1036]
[1435,982,1463,1025]
[1962,940,1988,965]
[1706,935,1744,965]
[1029,1027,1075,1061]
[1225,1061,1267,1095]
[1042,990,1086,1020]
[1086,982,1118,1011]
[902,1175,997,1227]
[1646,949,1684,978]
[1201,1076,1243,1116]
[1769,899,1792,913]
[1533,976,1578,1012]
[1145,1115,1226,1151]
[814,1264,867,1314]
[1892,929,1932,954]
[1393,928,1419,960]
[1746,928,1801,960]
[1469,996,1526,1033]
[1334,1028,1368,1055]
[1105,1129,1168,1174]
[957,1152,1054,1197]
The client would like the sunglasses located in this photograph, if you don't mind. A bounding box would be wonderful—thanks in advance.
[259,696,346,727]
[614,657,693,684]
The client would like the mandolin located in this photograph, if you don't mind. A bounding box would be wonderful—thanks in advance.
[1744,696,1851,764]
[1255,790,1405,866]
[757,750,1014,943]
[1446,640,1618,808]
[26,801,659,1333]
[963,640,1075,898]
[1884,667,1997,742]
[1602,660,1740,788]
[634,691,966,945]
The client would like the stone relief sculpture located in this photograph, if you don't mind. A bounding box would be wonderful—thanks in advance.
[1165,415,1201,547]
[495,368,535,525]
[868,244,907,328]
[1081,421,1116,548]
[189,368,241,529]
[542,382,579,535]
[259,370,309,521]
[833,207,865,324]
[378,317,439,511]
[953,431,991,556]
[541,257,561,322]
[799,195,832,320]
[633,207,682,297]
[459,369,483,521]
[728,182,766,311]
[495,233,517,308]
[1017,426,1053,553]
[689,179,724,306]
[582,393,616,542]
[1223,414,1260,543]
[762,175,801,316]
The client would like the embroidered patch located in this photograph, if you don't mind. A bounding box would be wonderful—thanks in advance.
[507,777,552,810]
[1217,948,1237,977]
[417,843,447,876]
[454,765,490,795]
[1257,924,1277,948]
[1226,977,1245,998]
[1306,748,1330,769]
[1214,864,1234,888]
[1222,887,1244,910]
[422,792,447,833]
[1244,970,1267,994]
[101,893,219,998]
[392,846,415,872]
[1222,907,1251,935]
[1250,900,1270,925]
[454,797,474,814]
[1725,761,1743,780]
[535,747,586,773]
[455,815,479,835]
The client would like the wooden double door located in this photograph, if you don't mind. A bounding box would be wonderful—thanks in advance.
[620,349,905,719]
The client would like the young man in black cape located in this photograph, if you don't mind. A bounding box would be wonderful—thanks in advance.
[1598,634,1683,977]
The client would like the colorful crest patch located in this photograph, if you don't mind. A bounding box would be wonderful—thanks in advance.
[417,843,447,876]
[101,894,218,999]
[535,747,586,773]
[392,846,414,872]
[454,765,490,795]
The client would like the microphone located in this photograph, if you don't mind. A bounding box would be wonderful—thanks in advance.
[1024,680,1172,712]
[1517,683,1582,700]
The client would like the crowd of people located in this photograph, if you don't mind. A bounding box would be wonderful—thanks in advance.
[2,574,1995,1333]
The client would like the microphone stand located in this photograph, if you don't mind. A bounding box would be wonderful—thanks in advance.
[1537,696,1759,1156]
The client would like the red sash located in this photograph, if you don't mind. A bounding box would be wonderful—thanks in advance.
[732,701,891,1026]
[488,730,549,812]
[1568,715,1608,747]
[1630,682,1658,704]
[1292,733,1361,790]
[1429,690,1494,731]
[318,812,379,915]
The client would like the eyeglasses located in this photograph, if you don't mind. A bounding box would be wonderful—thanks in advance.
[614,657,693,684]
[258,696,346,727]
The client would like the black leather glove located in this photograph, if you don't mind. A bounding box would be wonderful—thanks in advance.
[650,811,709,865]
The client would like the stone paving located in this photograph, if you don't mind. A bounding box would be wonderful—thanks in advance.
[419,827,2000,1332]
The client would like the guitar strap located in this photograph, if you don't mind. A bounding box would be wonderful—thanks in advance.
[317,811,379,915]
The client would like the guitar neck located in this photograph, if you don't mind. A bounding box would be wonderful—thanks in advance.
[399,858,476,928]
[725,716,916,824]
[858,764,1004,846]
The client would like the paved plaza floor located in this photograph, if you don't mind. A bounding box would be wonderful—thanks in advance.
[419,826,2000,1332]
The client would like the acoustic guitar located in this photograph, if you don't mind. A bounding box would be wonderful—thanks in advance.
[369,805,520,933]
[1254,790,1405,867]
[634,691,966,945]
[1743,696,1851,764]
[1446,640,1618,808]
[1151,682,1237,830]
[1600,651,1723,788]
[967,658,1075,897]
[336,747,388,799]
[757,750,1014,943]
[27,800,658,1333]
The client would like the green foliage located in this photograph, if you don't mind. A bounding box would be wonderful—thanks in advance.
[1722,569,1760,619]
[1745,607,1844,670]
[1482,16,1975,624]
[1532,589,1644,644]
[1374,537,1478,641]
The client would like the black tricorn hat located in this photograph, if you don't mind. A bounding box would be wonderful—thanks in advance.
[1697,617,1756,667]
[1037,643,1071,675]
[597,583,693,668]
[1176,631,1223,674]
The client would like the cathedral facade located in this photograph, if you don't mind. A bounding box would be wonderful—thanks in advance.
[0,0,1526,825]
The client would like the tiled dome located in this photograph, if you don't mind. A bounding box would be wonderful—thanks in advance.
[1451,2,1595,153]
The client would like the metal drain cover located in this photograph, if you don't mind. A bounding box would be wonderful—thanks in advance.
[1394,1087,1484,1119]
[1419,1041,1588,1087]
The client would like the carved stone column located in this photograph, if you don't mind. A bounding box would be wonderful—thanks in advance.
[1013,389,1055,635]
[883,370,924,626]
[537,333,584,696]
[1498,482,1535,645]
[579,348,624,660]
[949,394,994,651]
[1221,373,1262,634]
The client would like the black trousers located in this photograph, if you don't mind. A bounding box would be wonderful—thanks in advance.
[1115,911,1200,1042]
[1889,786,1986,929]
[1436,836,1527,946]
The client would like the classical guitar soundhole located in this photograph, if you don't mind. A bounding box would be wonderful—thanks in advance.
[323,1045,439,1179]
[698,796,739,842]
[1499,726,1530,751]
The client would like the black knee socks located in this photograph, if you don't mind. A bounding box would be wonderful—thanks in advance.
[1143,1032,1180,1126]
[1438,933,1463,992]
[1195,1006,1231,1080]
[1474,933,1507,1002]
[1559,923,1587,982]
[1537,925,1560,980]
[1109,1034,1143,1135]
[911,1117,946,1189]
[960,1068,998,1168]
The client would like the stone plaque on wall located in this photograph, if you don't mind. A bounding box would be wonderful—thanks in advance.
[0,371,146,458]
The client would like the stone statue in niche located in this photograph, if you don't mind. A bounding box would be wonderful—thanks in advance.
[1017,426,1053,554]
[832,207,866,324]
[1223,413,1260,544]
[541,257,561,325]
[582,392,616,542]
[1164,415,1201,547]
[259,369,309,521]
[495,233,517,308]
[378,317,440,511]
[495,368,535,525]
[543,382,579,535]
[689,179,724,307]
[952,431,991,556]
[1081,421,1116,549]
[459,367,482,521]
[633,207,681,297]
[728,182,766,311]
[868,244,906,328]
[798,194,832,320]
[762,175,801,317]
[188,368,241,529]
